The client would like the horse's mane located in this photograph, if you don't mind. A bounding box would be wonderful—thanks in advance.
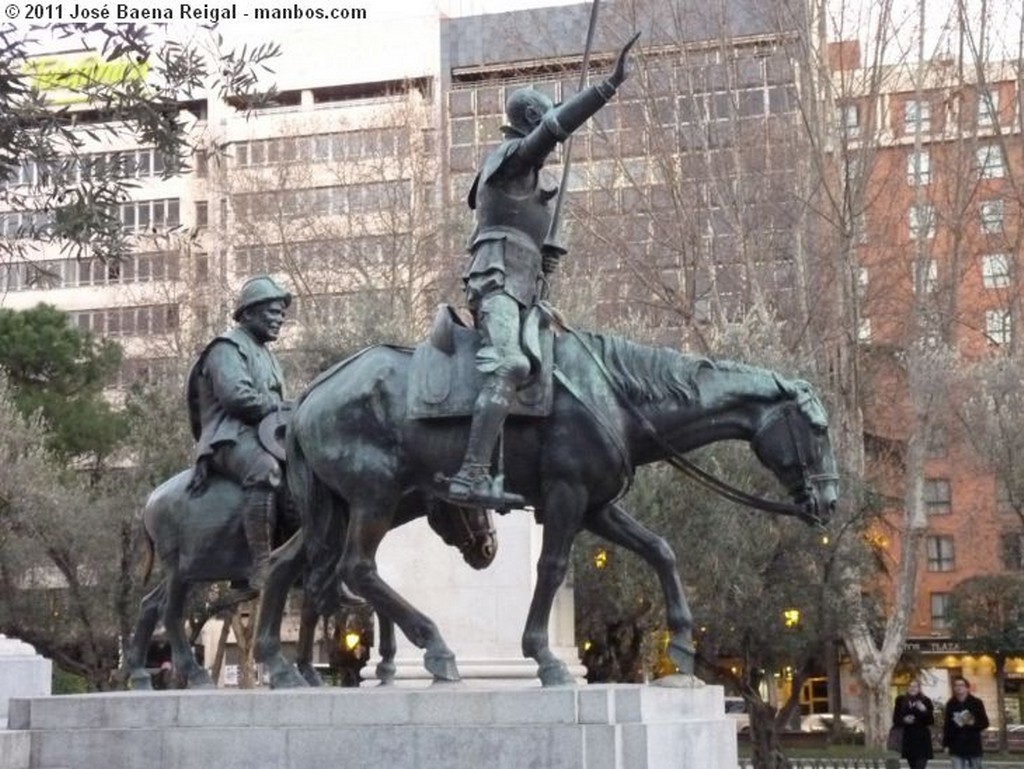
[571,330,709,405]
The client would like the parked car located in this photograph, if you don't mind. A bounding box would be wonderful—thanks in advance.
[800,713,865,733]
[725,696,750,734]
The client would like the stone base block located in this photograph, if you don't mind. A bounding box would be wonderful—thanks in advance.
[0,731,30,769]
[8,684,737,769]
[0,636,51,728]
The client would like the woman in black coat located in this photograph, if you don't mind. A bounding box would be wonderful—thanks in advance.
[893,680,935,769]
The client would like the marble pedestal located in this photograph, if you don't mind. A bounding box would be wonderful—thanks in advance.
[6,684,738,769]
[0,636,50,727]
[374,512,583,682]
[1,636,50,769]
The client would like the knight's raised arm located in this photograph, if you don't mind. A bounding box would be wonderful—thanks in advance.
[517,31,640,163]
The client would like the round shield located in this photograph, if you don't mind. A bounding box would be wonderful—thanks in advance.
[257,403,293,462]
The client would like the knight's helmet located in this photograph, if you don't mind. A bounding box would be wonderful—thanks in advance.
[501,88,555,137]
[233,275,292,321]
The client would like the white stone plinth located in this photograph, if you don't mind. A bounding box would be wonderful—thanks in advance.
[376,512,583,682]
[6,684,738,769]
[0,636,50,728]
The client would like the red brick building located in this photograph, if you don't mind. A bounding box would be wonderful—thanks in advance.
[835,41,1024,722]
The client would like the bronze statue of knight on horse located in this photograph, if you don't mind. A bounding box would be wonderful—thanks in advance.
[128,25,839,692]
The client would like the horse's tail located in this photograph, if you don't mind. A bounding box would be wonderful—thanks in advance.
[287,426,348,615]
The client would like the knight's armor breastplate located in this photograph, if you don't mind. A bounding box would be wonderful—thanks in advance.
[471,167,554,251]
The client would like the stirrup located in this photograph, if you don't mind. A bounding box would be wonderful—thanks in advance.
[440,467,525,512]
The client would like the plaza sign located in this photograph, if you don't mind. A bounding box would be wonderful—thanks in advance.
[903,638,965,654]
[23,52,148,106]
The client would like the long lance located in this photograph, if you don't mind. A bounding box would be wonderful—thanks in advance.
[540,0,601,297]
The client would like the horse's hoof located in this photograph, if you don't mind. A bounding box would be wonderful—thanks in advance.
[298,664,324,687]
[375,662,396,686]
[652,673,705,689]
[538,660,575,687]
[424,651,460,682]
[188,670,216,689]
[271,666,310,689]
[667,639,696,674]
[129,673,153,692]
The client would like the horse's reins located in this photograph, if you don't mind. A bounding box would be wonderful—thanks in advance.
[560,325,825,521]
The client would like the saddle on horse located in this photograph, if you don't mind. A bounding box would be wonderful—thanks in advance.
[407,303,556,420]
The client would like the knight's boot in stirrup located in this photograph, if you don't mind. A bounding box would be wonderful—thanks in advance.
[445,379,525,510]
[242,487,274,591]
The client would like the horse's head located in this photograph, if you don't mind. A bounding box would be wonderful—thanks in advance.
[427,504,498,570]
[752,376,839,525]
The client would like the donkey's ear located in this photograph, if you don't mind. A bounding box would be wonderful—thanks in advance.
[774,373,797,398]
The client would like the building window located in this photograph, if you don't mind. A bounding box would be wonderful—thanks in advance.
[195,201,208,229]
[1000,532,1024,571]
[980,200,1005,234]
[976,144,1006,179]
[857,317,872,342]
[927,536,956,572]
[998,480,1017,514]
[856,266,869,299]
[986,309,1012,345]
[853,211,868,244]
[978,89,999,128]
[909,204,936,240]
[982,254,1010,289]
[907,149,931,185]
[913,259,938,293]
[119,198,180,232]
[905,99,931,133]
[925,426,948,458]
[924,478,951,514]
[983,309,1007,346]
[837,103,859,137]
[930,593,951,630]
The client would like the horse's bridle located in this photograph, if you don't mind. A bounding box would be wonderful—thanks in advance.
[564,326,834,523]
[427,505,497,569]
[749,402,839,522]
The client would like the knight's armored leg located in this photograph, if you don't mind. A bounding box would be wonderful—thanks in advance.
[446,291,529,508]
[448,374,518,502]
[242,485,274,591]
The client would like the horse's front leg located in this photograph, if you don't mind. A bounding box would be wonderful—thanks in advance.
[295,596,323,687]
[584,502,695,676]
[342,499,459,683]
[125,580,167,690]
[163,575,214,688]
[254,530,308,688]
[375,614,397,685]
[522,481,585,687]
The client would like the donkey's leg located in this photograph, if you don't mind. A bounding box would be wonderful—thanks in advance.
[522,481,586,687]
[375,615,397,686]
[585,502,695,675]
[254,530,308,688]
[125,580,167,691]
[295,597,323,687]
[342,500,459,683]
[163,576,214,688]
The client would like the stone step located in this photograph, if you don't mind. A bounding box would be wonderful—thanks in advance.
[9,684,723,730]
[6,685,738,769]
[0,730,30,769]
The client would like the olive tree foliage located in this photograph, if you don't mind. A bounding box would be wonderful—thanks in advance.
[0,303,125,467]
[0,302,193,689]
[0,23,279,270]
[0,372,114,688]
